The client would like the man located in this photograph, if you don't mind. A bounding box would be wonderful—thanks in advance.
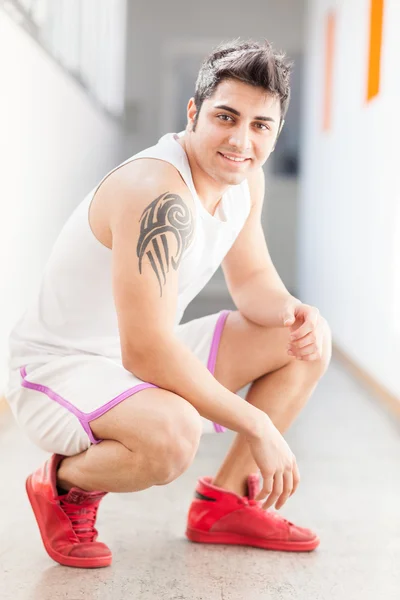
[6,39,331,568]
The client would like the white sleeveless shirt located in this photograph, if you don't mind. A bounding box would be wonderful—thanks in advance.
[8,132,251,368]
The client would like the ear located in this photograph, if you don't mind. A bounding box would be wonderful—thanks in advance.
[187,98,197,128]
[271,118,285,152]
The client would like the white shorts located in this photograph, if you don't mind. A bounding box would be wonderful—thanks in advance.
[6,310,230,457]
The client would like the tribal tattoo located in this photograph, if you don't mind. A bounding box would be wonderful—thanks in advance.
[137,192,194,296]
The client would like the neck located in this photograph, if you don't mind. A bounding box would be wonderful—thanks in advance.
[177,133,229,216]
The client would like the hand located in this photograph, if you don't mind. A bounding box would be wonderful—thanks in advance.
[283,302,324,361]
[247,416,300,510]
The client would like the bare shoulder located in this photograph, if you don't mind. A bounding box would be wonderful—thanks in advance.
[89,158,194,249]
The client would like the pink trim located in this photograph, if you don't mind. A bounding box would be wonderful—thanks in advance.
[19,366,156,445]
[19,309,231,445]
[207,310,231,433]
[85,383,157,423]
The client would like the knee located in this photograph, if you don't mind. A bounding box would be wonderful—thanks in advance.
[150,402,203,485]
[288,316,332,382]
[311,317,332,378]
[321,317,332,369]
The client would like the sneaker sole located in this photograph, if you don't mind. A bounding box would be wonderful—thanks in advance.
[185,526,320,552]
[26,475,112,568]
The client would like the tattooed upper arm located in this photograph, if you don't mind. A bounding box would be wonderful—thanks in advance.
[137,191,195,297]
[108,164,195,354]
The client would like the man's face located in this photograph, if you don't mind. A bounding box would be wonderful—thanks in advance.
[187,78,282,186]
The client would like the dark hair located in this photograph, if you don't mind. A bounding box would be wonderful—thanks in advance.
[193,39,292,130]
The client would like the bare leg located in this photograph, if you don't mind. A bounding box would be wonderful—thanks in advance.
[212,313,332,497]
[57,439,155,493]
[57,387,203,494]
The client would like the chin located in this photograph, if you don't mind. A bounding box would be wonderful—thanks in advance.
[222,172,247,186]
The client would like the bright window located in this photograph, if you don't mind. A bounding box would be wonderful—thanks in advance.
[2,0,127,118]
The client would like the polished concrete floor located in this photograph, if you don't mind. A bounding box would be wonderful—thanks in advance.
[1,302,400,599]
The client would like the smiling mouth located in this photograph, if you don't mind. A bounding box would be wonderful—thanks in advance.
[218,152,251,164]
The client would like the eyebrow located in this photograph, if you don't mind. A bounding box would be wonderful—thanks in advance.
[213,104,276,122]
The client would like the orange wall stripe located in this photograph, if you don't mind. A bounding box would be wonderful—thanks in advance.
[323,11,336,132]
[367,0,384,101]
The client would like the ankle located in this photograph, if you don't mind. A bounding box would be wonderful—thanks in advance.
[56,478,72,494]
[211,477,247,497]
[56,457,80,493]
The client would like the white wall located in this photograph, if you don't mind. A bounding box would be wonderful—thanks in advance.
[299,0,399,396]
[0,11,126,393]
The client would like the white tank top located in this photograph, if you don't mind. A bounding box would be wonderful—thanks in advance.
[8,132,251,368]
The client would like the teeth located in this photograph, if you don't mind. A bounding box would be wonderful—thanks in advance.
[222,154,246,162]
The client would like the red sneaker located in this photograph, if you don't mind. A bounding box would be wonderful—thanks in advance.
[26,454,112,568]
[186,474,319,552]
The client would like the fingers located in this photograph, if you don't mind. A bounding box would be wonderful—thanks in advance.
[262,472,283,510]
[259,457,300,510]
[300,352,320,362]
[288,344,319,360]
[288,341,319,359]
[290,308,319,341]
[290,332,315,349]
[288,330,322,360]
[290,321,313,340]
[255,473,274,503]
[274,469,293,510]
[291,459,300,496]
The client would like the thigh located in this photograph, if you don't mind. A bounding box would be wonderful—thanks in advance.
[7,355,163,456]
[89,386,202,454]
[213,311,292,392]
[10,354,203,458]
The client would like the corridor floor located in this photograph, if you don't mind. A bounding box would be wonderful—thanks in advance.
[1,355,399,600]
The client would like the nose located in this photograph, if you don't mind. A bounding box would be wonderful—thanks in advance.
[228,125,251,153]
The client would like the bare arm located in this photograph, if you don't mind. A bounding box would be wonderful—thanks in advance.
[108,163,267,437]
[222,168,300,327]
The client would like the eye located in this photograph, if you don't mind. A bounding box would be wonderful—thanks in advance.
[254,122,269,131]
[217,114,234,122]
